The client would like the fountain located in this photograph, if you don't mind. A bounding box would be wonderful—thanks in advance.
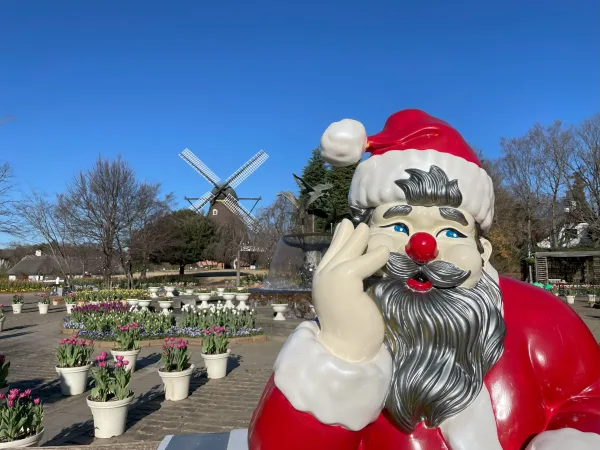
[250,174,333,316]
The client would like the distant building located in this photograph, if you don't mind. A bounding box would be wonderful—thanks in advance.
[7,250,123,281]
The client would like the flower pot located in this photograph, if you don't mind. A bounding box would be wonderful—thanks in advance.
[111,348,141,373]
[566,295,575,305]
[56,363,92,396]
[222,293,236,309]
[66,303,75,314]
[165,287,176,297]
[52,300,59,306]
[202,350,230,379]
[126,299,139,307]
[199,299,210,309]
[12,304,22,314]
[38,303,49,314]
[0,429,44,448]
[217,288,225,294]
[148,287,159,298]
[158,364,195,401]
[0,317,4,332]
[158,301,172,315]
[236,293,249,310]
[272,303,288,321]
[184,289,195,295]
[87,395,133,438]
[138,300,151,310]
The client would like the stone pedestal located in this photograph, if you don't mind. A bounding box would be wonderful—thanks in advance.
[158,430,247,450]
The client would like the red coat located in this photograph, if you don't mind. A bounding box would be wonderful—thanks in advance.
[248,277,600,450]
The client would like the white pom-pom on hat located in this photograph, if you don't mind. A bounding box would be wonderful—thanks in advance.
[319,119,367,167]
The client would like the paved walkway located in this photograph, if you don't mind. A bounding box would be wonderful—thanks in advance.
[1,292,599,447]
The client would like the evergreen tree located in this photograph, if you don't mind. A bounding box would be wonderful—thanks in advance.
[299,149,330,232]
[326,164,358,231]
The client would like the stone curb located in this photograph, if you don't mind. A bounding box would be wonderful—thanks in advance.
[59,329,267,348]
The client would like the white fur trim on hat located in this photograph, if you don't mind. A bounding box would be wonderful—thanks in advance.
[349,149,495,231]
[273,321,392,431]
[320,119,367,167]
[525,428,600,449]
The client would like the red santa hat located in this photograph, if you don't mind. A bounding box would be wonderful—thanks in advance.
[319,109,495,231]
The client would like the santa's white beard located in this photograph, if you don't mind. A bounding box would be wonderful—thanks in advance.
[371,270,505,433]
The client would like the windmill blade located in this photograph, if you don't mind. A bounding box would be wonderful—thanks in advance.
[179,148,221,187]
[226,150,269,189]
[189,191,216,212]
[222,193,259,230]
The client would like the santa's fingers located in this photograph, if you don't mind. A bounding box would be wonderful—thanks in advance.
[318,219,354,270]
[328,222,370,267]
[339,245,389,280]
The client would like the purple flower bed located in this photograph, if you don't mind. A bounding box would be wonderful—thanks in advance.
[72,326,263,341]
[71,302,130,315]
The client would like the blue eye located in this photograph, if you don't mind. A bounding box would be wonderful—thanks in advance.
[393,224,409,235]
[438,228,465,239]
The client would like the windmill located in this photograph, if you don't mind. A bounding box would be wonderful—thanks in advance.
[179,148,269,230]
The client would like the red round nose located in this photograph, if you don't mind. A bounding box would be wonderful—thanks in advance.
[405,232,438,264]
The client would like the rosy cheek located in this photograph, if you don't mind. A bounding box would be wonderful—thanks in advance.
[439,243,483,287]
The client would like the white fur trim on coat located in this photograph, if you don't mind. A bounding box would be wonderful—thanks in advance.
[525,428,600,449]
[273,321,392,431]
[349,150,495,231]
[320,119,367,167]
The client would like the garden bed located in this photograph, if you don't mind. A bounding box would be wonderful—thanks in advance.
[58,328,267,347]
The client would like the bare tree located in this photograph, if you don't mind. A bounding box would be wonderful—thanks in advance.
[569,114,600,245]
[529,121,573,247]
[254,196,298,265]
[15,191,82,283]
[0,162,18,235]
[58,156,167,287]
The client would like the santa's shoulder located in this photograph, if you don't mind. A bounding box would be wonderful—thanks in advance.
[498,276,595,342]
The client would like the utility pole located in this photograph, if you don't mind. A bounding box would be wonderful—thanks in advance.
[236,247,241,287]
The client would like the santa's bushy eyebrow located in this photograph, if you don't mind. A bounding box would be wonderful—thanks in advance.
[383,205,413,219]
[439,207,468,226]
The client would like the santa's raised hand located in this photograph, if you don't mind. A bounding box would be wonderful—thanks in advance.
[312,219,389,362]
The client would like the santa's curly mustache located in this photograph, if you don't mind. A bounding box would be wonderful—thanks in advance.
[369,252,506,433]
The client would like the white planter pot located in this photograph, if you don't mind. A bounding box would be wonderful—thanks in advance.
[184,289,195,295]
[66,303,75,314]
[217,288,225,294]
[87,395,133,438]
[158,301,172,311]
[222,293,235,309]
[198,293,211,301]
[588,294,596,307]
[566,295,575,305]
[236,293,249,301]
[165,287,176,297]
[12,303,22,314]
[272,303,288,321]
[56,363,92,396]
[0,317,4,332]
[202,350,230,379]
[148,287,159,298]
[199,300,210,309]
[222,293,236,301]
[38,303,49,314]
[126,299,139,307]
[111,348,141,373]
[138,300,151,310]
[158,364,194,401]
[0,429,44,448]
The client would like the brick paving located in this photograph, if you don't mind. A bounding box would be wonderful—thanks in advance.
[1,292,599,447]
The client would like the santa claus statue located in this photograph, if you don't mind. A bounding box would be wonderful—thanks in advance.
[248,110,600,450]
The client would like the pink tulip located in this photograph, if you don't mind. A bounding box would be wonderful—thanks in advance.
[9,388,19,395]
[98,361,107,368]
[123,360,129,366]
[7,400,14,407]
[0,393,4,400]
[115,362,123,369]
[33,398,40,405]
[24,389,31,397]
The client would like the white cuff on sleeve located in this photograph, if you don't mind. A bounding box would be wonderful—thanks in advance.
[526,428,600,450]
[273,321,392,431]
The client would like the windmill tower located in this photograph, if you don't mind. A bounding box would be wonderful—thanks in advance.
[179,148,269,230]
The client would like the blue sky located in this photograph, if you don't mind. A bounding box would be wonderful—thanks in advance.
[1,0,599,245]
